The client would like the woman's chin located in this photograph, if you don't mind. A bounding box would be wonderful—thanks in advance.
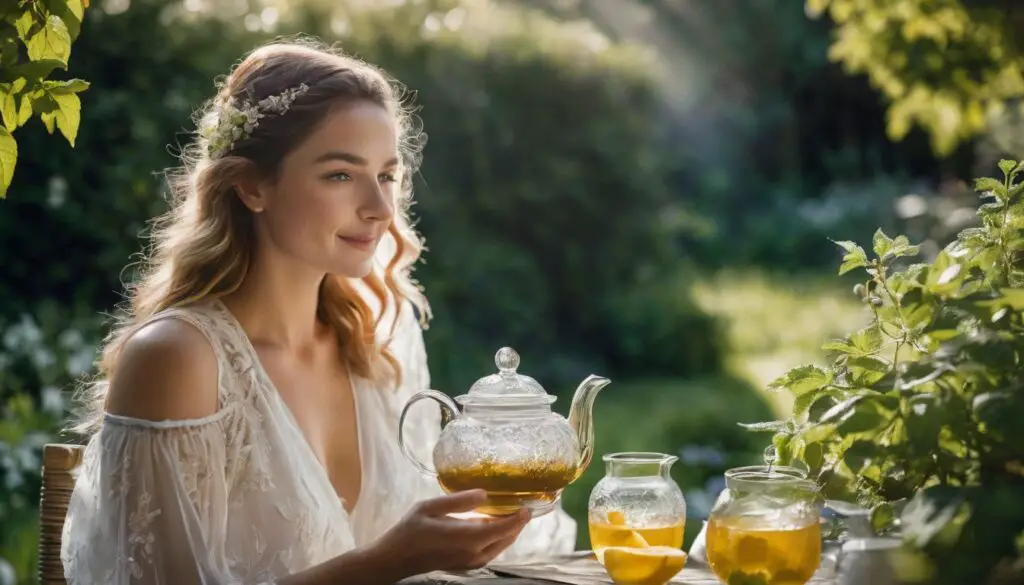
[327,258,375,279]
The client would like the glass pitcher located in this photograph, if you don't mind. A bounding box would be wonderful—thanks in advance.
[588,452,687,554]
[705,465,823,585]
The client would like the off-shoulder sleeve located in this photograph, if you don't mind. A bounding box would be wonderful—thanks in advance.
[61,412,256,585]
[397,303,578,561]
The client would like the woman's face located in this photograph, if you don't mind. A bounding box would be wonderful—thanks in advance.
[247,100,399,278]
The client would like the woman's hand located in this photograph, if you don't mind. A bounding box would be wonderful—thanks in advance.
[369,489,531,577]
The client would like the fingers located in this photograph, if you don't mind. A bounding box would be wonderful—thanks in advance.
[457,508,531,542]
[477,532,521,563]
[467,516,529,568]
[416,489,488,516]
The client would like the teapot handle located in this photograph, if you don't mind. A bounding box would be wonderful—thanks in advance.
[398,390,460,477]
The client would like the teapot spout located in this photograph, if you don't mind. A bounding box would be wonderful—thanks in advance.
[568,374,611,482]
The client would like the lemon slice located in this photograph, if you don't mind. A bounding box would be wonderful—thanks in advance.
[608,510,627,525]
[601,546,688,585]
[598,527,650,553]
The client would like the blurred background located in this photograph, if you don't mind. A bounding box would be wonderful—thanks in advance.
[1,0,1022,582]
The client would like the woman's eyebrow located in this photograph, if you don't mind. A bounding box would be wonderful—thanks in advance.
[313,151,399,167]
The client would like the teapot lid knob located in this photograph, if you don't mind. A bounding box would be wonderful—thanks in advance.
[495,347,520,374]
[464,346,550,399]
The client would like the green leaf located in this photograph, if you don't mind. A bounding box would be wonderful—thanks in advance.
[772,432,793,464]
[0,125,17,198]
[43,0,84,40]
[738,420,789,433]
[834,239,868,274]
[25,15,72,64]
[873,228,894,258]
[0,82,16,130]
[0,58,67,83]
[837,400,885,436]
[890,235,921,258]
[819,395,863,424]
[44,91,80,145]
[794,386,838,418]
[843,440,879,473]
[975,177,1008,200]
[957,227,989,246]
[766,364,832,397]
[43,78,89,94]
[998,159,1018,178]
[13,9,40,43]
[802,441,825,472]
[847,355,891,386]
[990,288,1024,310]
[849,324,884,356]
[801,423,837,444]
[905,395,944,452]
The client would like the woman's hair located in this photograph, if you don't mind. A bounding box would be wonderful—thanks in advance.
[73,38,429,434]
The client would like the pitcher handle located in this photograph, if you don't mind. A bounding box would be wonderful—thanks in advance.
[398,390,460,477]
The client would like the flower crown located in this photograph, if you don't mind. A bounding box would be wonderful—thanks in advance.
[200,83,311,159]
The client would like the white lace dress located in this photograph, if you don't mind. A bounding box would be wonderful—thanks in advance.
[61,298,576,585]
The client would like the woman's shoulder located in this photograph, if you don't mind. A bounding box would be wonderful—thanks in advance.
[104,303,225,423]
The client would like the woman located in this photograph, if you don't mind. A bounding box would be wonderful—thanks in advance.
[61,39,576,585]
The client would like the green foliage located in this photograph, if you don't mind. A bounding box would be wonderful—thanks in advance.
[807,0,1024,156]
[749,161,1024,583]
[0,0,90,198]
[0,301,97,583]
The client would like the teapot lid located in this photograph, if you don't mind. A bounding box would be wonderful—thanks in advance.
[464,347,551,402]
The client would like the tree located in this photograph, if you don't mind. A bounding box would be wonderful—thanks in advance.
[0,0,90,199]
[808,0,1024,157]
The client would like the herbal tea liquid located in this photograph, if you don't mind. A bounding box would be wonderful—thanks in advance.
[705,516,821,585]
[437,460,575,515]
[589,522,685,552]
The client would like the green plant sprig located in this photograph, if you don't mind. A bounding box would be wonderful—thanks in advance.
[741,160,1024,584]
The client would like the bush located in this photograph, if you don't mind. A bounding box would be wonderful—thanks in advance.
[757,160,1024,584]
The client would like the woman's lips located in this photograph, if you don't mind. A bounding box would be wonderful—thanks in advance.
[338,235,377,252]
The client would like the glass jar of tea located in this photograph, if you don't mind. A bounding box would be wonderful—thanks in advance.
[587,453,688,585]
[588,452,687,552]
[705,464,823,585]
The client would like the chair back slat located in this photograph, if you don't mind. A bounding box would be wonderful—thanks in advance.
[38,443,84,585]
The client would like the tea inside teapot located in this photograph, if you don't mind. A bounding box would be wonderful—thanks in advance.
[437,460,578,516]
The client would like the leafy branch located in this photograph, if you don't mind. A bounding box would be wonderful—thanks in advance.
[806,0,1024,157]
[0,0,90,199]
[744,160,1024,584]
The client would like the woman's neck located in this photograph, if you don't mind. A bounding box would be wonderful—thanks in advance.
[222,249,328,350]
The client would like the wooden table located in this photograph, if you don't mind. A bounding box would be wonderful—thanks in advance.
[400,555,838,585]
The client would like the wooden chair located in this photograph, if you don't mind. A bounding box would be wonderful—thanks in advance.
[38,443,84,585]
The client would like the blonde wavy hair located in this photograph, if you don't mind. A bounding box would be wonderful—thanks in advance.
[74,39,430,434]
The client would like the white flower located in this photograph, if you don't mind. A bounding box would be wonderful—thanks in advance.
[202,83,311,159]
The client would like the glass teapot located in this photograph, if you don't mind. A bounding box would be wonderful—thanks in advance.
[705,452,824,585]
[397,347,611,516]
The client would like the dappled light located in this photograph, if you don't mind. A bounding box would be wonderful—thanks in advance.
[1,1,1022,584]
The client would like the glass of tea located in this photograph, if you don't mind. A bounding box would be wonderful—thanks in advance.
[588,452,687,580]
[705,464,823,585]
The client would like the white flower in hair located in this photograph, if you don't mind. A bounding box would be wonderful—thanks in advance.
[201,83,311,159]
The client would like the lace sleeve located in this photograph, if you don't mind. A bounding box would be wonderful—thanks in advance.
[61,412,260,585]
[397,304,578,561]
